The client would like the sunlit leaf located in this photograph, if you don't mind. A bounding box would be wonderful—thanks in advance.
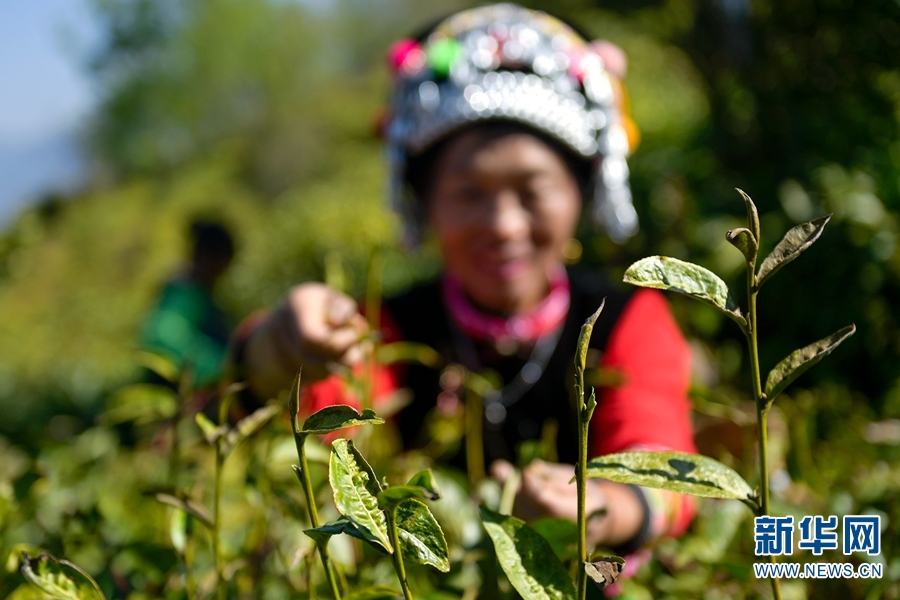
[585,451,756,506]
[169,506,187,554]
[20,553,105,600]
[195,413,227,445]
[155,493,214,529]
[329,439,392,552]
[623,256,745,326]
[136,350,180,383]
[100,384,178,425]
[736,188,760,242]
[299,405,384,436]
[396,498,450,572]
[222,403,281,454]
[764,325,856,402]
[479,506,576,600]
[344,586,403,600]
[725,227,758,264]
[376,342,441,368]
[407,469,441,499]
[576,301,605,372]
[584,556,625,591]
[756,215,831,287]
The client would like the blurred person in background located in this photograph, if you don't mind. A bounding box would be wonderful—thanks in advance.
[235,4,695,562]
[141,219,235,388]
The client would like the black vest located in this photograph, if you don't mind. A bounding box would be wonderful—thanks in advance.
[384,268,631,468]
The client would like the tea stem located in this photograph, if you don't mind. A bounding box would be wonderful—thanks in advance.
[574,302,604,600]
[214,440,225,600]
[387,506,414,600]
[747,267,782,600]
[295,434,343,600]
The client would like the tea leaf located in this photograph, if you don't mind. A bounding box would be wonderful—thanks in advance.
[725,227,758,264]
[300,405,385,435]
[101,384,178,425]
[378,485,437,510]
[736,188,760,242]
[585,451,756,505]
[584,556,625,591]
[576,301,606,372]
[764,324,856,402]
[304,518,389,553]
[757,215,831,287]
[137,350,180,383]
[376,342,441,368]
[194,413,227,445]
[329,439,392,552]
[155,493,214,529]
[406,468,441,499]
[623,256,745,326]
[222,403,281,454]
[530,518,578,562]
[479,506,576,600]
[344,586,403,600]
[20,553,106,600]
[396,498,450,572]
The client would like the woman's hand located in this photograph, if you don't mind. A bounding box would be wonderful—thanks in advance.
[245,283,369,397]
[490,459,645,548]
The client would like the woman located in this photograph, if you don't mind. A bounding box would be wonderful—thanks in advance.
[238,4,695,556]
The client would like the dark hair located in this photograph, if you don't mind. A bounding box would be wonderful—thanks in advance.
[189,220,235,261]
[404,120,594,209]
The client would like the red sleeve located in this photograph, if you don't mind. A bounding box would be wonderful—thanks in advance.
[590,288,695,457]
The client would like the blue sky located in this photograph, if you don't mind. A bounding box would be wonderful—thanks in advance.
[0,0,100,224]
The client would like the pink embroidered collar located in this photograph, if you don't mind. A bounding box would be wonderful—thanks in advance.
[442,267,571,344]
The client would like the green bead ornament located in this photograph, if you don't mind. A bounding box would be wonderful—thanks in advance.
[427,38,461,78]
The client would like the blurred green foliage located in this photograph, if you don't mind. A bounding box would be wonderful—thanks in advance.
[1,0,899,597]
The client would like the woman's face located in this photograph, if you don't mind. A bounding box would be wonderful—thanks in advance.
[427,128,582,315]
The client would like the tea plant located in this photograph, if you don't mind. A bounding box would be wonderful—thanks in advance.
[287,373,450,600]
[584,189,855,600]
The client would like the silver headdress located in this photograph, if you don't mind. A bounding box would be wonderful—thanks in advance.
[384,3,639,244]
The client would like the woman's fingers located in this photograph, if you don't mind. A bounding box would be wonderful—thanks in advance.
[268,283,368,381]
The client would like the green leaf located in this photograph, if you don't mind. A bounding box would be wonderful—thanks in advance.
[100,384,178,425]
[222,403,281,455]
[136,350,180,383]
[756,215,832,287]
[725,227,758,264]
[584,556,625,591]
[576,300,606,372]
[407,469,441,499]
[344,586,403,600]
[479,506,576,600]
[764,325,856,403]
[376,342,441,368]
[154,493,214,529]
[378,486,435,509]
[299,405,385,436]
[329,439,392,552]
[304,518,389,554]
[20,553,106,600]
[169,507,187,554]
[736,188,760,243]
[395,499,450,573]
[623,256,745,326]
[195,413,227,445]
[530,518,577,562]
[585,451,756,506]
